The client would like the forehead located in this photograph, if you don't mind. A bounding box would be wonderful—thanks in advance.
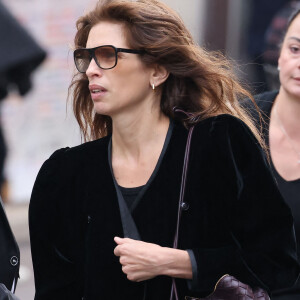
[86,21,128,48]
[285,15,300,41]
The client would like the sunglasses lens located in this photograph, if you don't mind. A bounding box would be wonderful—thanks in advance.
[74,49,91,73]
[95,46,117,69]
[74,46,117,72]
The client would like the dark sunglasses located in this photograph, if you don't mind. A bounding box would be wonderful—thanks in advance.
[73,45,144,73]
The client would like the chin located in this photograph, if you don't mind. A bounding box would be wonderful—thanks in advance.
[286,89,300,100]
[93,103,112,116]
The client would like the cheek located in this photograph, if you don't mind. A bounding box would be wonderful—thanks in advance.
[109,59,152,99]
[279,68,291,87]
[279,56,293,77]
[278,53,288,69]
[117,69,150,93]
[112,64,144,86]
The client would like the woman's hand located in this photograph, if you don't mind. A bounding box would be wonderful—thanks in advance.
[113,237,192,282]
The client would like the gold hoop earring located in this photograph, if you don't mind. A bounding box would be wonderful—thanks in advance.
[152,83,155,90]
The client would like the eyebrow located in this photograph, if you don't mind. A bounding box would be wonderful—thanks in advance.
[288,37,300,43]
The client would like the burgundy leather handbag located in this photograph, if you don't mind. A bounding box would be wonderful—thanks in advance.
[185,274,269,300]
[169,124,270,300]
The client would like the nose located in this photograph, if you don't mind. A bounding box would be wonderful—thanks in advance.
[86,58,103,78]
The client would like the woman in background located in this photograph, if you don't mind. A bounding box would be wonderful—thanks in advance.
[29,0,299,299]
[250,8,300,300]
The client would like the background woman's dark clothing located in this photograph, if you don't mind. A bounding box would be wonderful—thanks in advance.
[29,114,299,300]
[0,198,20,292]
[250,91,300,298]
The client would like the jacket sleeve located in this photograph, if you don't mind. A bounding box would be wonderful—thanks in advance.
[29,148,85,300]
[189,116,300,294]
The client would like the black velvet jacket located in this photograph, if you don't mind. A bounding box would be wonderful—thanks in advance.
[29,114,300,300]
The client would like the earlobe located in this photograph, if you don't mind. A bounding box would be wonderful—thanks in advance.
[151,64,169,88]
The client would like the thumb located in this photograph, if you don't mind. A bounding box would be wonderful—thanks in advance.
[114,236,126,244]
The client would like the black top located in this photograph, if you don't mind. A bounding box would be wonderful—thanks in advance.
[118,185,144,210]
[250,91,300,296]
[271,163,300,253]
[117,120,172,210]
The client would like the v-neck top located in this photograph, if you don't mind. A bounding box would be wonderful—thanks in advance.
[251,91,300,295]
[252,92,300,207]
[270,160,300,255]
[118,185,145,210]
[110,120,197,287]
[108,120,174,212]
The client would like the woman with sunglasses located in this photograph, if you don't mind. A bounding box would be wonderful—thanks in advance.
[29,0,299,299]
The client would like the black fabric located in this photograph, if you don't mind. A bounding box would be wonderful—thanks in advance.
[29,114,300,300]
[271,165,300,204]
[272,293,300,300]
[0,126,7,185]
[108,145,141,241]
[122,120,174,213]
[271,162,300,265]
[118,185,144,210]
[0,2,46,99]
[248,91,300,297]
[0,199,20,292]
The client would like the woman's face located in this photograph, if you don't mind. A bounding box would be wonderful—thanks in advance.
[85,21,154,118]
[278,14,300,99]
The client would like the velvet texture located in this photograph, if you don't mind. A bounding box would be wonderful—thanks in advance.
[29,114,300,300]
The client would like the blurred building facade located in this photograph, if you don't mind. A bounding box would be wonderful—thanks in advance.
[1,0,98,202]
[1,0,280,203]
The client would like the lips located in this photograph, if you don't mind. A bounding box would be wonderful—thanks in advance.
[89,84,107,100]
[89,84,107,93]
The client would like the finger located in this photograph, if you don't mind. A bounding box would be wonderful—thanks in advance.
[114,245,121,257]
[114,236,126,245]
[114,237,136,245]
[122,237,135,243]
[126,272,146,282]
[119,256,127,265]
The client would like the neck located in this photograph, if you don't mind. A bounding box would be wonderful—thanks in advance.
[275,88,300,137]
[111,103,170,162]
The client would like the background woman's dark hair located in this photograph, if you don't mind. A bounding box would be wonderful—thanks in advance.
[286,6,300,31]
[69,0,264,148]
[278,4,300,49]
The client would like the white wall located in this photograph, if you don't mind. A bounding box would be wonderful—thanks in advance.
[1,0,97,202]
[226,0,250,60]
[162,0,206,45]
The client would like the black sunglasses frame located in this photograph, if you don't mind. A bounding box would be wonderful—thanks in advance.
[74,45,144,73]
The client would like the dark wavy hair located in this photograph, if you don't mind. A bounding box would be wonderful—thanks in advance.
[287,6,300,31]
[69,0,264,148]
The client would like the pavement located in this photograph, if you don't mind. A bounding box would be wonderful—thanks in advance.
[5,202,35,300]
